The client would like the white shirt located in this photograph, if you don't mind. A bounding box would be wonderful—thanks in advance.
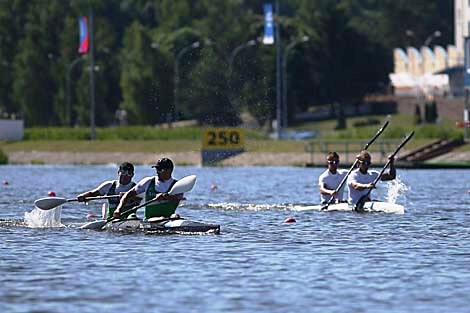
[318,169,348,203]
[96,180,135,195]
[347,169,380,204]
[133,176,176,195]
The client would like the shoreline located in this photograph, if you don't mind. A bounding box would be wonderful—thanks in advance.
[5,150,470,167]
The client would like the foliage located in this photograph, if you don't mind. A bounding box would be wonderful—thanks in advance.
[414,105,422,125]
[424,101,438,124]
[0,0,454,129]
[22,126,269,141]
[0,148,7,164]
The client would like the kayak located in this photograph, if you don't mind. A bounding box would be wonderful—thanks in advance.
[291,201,405,214]
[81,217,221,234]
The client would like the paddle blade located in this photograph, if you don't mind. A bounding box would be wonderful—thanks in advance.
[34,197,68,210]
[169,175,197,195]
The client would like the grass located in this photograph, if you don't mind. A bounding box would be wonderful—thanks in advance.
[0,113,468,154]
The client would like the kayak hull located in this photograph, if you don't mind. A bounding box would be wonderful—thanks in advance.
[292,201,405,214]
[81,218,220,234]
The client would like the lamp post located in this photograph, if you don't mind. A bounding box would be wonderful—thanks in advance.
[405,29,441,47]
[282,36,309,129]
[174,41,200,124]
[275,0,282,139]
[66,55,87,126]
[424,30,441,47]
[89,5,96,140]
[229,39,257,75]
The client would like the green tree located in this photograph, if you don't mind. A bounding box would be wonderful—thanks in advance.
[13,2,67,126]
[0,0,29,117]
[190,47,239,125]
[120,21,172,125]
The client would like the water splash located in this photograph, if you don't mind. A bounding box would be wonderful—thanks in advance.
[385,177,409,204]
[24,207,64,228]
[207,202,282,211]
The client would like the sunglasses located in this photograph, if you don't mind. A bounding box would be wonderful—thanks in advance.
[358,160,371,166]
[120,170,134,176]
[327,160,339,165]
[156,167,170,173]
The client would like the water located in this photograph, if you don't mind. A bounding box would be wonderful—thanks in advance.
[1,165,469,313]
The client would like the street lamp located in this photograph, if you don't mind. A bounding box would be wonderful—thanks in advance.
[282,36,309,129]
[229,39,257,75]
[424,30,441,47]
[66,55,87,126]
[174,41,200,123]
[406,29,441,47]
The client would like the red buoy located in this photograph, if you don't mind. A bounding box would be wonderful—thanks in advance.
[86,213,95,219]
[48,191,56,197]
[284,217,296,223]
[210,184,218,190]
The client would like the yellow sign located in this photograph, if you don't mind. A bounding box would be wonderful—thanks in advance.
[202,128,244,150]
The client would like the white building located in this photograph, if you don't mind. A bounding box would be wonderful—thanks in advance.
[455,0,470,59]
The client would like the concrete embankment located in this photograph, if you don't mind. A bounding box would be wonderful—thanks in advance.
[5,150,470,167]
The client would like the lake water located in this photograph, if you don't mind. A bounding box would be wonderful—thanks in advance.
[1,165,469,313]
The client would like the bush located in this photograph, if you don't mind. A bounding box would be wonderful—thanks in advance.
[424,101,438,123]
[0,149,8,164]
[413,105,422,125]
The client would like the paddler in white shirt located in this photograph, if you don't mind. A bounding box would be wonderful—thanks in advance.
[347,150,396,205]
[318,152,348,204]
[113,158,184,220]
[76,162,140,219]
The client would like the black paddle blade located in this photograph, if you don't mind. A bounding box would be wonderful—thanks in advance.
[354,196,369,212]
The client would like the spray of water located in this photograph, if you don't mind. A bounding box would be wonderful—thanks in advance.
[24,207,64,228]
[385,176,409,204]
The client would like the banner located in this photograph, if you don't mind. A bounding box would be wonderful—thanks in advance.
[263,4,274,45]
[78,16,89,54]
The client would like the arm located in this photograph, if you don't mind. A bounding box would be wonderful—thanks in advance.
[113,189,138,217]
[319,182,338,196]
[381,157,396,181]
[349,180,375,190]
[76,189,101,202]
[77,181,112,202]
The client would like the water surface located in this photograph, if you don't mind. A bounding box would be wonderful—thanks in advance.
[1,165,469,313]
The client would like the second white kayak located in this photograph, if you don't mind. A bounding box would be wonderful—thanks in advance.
[291,201,404,214]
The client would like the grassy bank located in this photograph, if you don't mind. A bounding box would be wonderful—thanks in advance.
[1,114,468,154]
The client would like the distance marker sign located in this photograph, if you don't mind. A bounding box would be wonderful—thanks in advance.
[202,128,244,150]
[201,128,244,164]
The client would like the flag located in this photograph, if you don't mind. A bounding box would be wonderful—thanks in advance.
[263,4,274,45]
[78,16,89,54]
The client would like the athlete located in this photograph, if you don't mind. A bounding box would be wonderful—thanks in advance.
[76,162,140,219]
[347,150,396,205]
[113,158,183,220]
[318,152,348,204]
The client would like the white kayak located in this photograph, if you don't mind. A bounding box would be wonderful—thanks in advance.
[80,217,220,234]
[291,201,404,214]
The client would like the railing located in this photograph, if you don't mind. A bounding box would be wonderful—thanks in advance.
[304,140,402,165]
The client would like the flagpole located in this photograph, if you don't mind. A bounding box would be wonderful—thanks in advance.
[89,6,96,140]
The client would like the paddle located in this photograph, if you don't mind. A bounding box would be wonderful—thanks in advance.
[320,120,389,211]
[354,131,414,211]
[34,195,119,210]
[80,175,197,230]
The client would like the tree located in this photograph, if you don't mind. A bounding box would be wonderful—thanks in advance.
[190,47,240,125]
[121,22,162,125]
[13,2,66,126]
[0,0,29,117]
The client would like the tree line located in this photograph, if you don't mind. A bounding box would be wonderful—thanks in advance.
[0,0,452,128]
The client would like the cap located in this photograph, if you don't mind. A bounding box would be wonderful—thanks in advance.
[151,158,174,171]
[119,162,134,172]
